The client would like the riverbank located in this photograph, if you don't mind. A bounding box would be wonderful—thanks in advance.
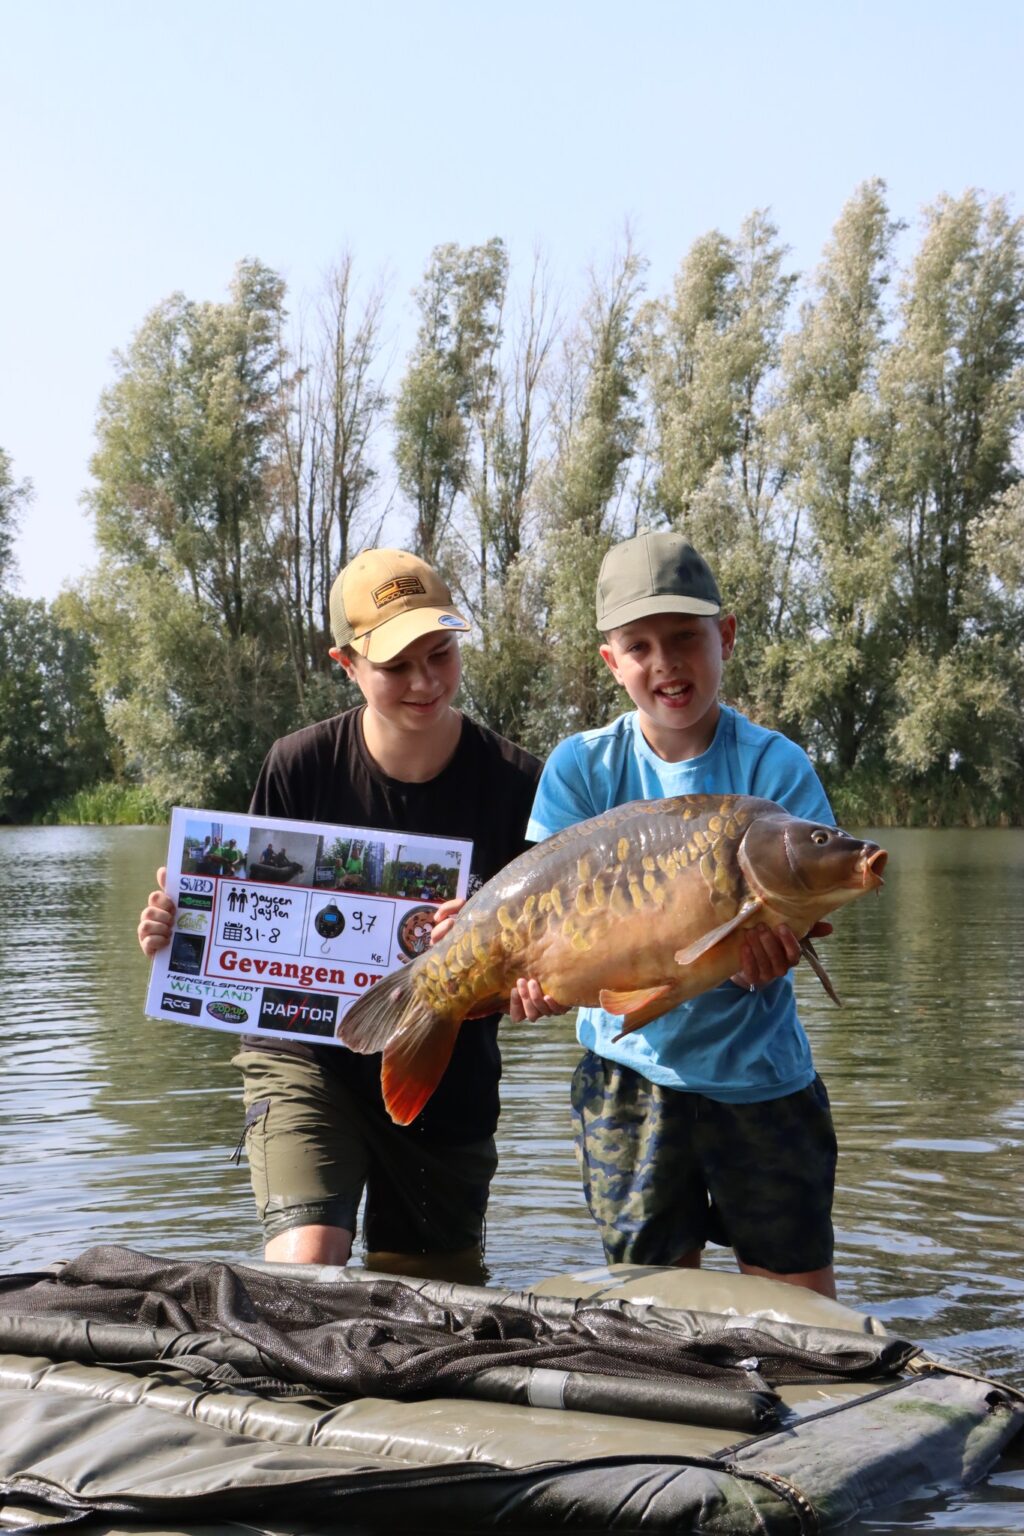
[35,782,169,826]
[21,778,1024,829]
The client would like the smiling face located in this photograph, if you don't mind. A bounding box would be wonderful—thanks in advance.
[600,611,737,761]
[330,629,462,734]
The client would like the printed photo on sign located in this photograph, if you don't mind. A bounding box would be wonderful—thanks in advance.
[311,835,388,895]
[385,839,462,902]
[244,827,322,886]
[180,819,251,879]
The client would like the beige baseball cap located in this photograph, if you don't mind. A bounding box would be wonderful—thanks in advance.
[329,548,469,663]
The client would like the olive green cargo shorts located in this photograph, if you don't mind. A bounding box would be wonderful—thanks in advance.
[233,1049,497,1254]
[571,1050,837,1273]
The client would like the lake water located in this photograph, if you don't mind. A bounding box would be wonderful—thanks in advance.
[1,823,1021,1532]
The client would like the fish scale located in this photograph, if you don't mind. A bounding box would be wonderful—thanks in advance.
[339,795,887,1126]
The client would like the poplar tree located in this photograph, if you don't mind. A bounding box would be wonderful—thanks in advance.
[393,240,507,566]
[880,191,1024,808]
[269,256,388,713]
[644,212,797,703]
[537,240,647,743]
[0,448,29,587]
[457,257,558,744]
[0,452,110,820]
[87,260,296,807]
[777,180,902,777]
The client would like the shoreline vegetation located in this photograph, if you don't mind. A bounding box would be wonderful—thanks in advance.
[2,180,1023,831]
[26,778,1022,831]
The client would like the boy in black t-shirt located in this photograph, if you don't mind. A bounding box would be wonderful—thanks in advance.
[138,549,552,1278]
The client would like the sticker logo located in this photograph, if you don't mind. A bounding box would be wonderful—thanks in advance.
[161,993,202,1016]
[437,613,466,627]
[207,1000,249,1025]
[258,988,338,1038]
[176,910,208,933]
[168,932,206,976]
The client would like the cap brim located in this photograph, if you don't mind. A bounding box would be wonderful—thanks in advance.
[597,594,721,631]
[355,607,470,662]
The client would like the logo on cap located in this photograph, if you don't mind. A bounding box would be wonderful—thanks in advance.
[437,614,464,627]
[372,575,427,609]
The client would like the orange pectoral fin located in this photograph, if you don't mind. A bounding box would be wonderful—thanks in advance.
[601,983,689,1038]
[600,983,675,1018]
[673,898,763,967]
[380,1015,462,1127]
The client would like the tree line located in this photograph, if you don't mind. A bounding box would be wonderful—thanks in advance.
[2,179,1022,826]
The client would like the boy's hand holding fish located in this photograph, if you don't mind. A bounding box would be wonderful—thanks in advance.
[431,898,565,1021]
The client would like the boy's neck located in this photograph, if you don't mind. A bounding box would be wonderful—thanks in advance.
[360,706,463,783]
[636,700,722,763]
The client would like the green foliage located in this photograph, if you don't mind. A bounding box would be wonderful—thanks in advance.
[394,240,509,565]
[644,212,798,703]
[85,262,311,805]
[0,591,113,822]
[0,447,32,587]
[89,259,287,637]
[772,180,903,769]
[272,255,388,693]
[458,557,549,748]
[881,191,1024,656]
[82,564,297,810]
[40,781,168,826]
[532,242,647,743]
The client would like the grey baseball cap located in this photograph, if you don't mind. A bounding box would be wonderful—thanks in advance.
[596,529,722,631]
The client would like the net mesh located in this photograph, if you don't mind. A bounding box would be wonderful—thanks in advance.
[0,1246,913,1400]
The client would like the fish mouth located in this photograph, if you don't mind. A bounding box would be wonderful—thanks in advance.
[861,846,888,888]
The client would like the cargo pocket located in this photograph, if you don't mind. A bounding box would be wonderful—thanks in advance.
[230,1097,271,1216]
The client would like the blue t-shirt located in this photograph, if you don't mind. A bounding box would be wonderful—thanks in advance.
[526,705,834,1103]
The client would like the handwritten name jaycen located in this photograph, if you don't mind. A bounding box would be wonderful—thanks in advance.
[216,950,383,990]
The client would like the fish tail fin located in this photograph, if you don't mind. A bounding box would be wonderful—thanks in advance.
[381,1015,461,1126]
[337,964,461,1126]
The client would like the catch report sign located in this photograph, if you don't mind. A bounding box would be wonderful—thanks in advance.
[145,807,472,1046]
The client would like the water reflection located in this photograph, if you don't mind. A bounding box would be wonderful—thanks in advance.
[0,823,1021,1533]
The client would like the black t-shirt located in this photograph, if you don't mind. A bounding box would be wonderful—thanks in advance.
[244,708,541,1144]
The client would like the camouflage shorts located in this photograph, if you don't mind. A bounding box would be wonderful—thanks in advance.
[571,1051,837,1274]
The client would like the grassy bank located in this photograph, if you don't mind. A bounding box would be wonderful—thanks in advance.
[30,778,1022,830]
[40,783,169,826]
[828,777,1022,829]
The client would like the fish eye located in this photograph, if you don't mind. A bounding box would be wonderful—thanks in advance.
[811,830,830,845]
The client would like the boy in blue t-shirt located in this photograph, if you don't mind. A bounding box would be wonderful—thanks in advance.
[526,529,839,1297]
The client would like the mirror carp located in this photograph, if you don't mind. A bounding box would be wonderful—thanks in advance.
[338,795,888,1125]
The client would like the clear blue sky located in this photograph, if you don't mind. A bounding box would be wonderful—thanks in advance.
[2,0,1021,601]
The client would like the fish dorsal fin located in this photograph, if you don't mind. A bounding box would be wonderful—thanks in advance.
[800,936,843,1007]
[673,897,763,967]
[605,983,690,1038]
